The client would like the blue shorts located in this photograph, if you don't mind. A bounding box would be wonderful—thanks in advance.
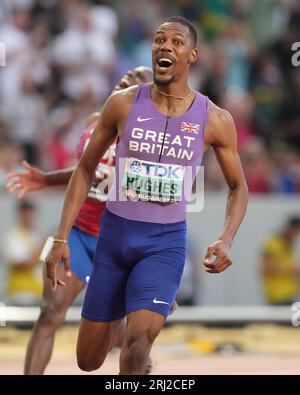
[82,208,186,321]
[67,227,97,284]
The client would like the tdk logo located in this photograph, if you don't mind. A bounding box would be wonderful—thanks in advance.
[143,163,181,178]
[130,160,182,179]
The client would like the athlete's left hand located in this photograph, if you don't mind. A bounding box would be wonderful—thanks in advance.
[45,242,71,290]
[202,240,232,274]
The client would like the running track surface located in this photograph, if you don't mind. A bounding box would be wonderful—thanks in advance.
[1,324,300,374]
[1,355,300,375]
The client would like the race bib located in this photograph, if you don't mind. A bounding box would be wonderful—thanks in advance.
[88,163,115,202]
[122,157,184,204]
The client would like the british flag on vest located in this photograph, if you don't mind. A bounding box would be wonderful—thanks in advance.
[181,122,200,134]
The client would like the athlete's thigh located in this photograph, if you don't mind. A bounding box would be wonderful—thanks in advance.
[126,248,186,319]
[77,317,124,362]
[126,309,165,338]
[81,252,129,322]
[81,211,130,322]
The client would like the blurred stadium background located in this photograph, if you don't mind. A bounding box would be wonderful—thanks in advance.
[0,0,300,375]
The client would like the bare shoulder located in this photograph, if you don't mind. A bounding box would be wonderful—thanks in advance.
[100,85,139,124]
[204,100,237,148]
[208,101,234,130]
[109,85,139,106]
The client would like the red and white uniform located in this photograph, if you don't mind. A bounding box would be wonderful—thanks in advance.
[74,122,116,236]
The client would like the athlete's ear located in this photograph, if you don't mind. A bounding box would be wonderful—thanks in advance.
[188,48,198,64]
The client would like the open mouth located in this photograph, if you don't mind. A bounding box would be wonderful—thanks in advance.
[156,57,174,70]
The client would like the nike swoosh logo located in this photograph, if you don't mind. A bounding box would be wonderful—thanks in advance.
[153,298,170,305]
[137,116,154,122]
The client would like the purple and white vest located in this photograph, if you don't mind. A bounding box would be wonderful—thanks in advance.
[107,83,209,223]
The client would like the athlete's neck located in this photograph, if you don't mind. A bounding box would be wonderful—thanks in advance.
[152,78,191,99]
[150,82,196,117]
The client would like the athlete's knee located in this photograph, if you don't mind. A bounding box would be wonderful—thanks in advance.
[37,304,66,330]
[125,326,160,351]
[120,328,158,374]
[76,353,107,372]
[77,359,102,372]
[76,340,110,372]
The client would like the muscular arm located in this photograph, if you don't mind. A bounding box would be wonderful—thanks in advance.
[45,86,136,289]
[55,94,122,240]
[45,91,126,288]
[44,167,75,186]
[203,102,248,273]
[6,162,76,199]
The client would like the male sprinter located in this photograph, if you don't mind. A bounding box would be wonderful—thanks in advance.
[6,67,153,375]
[45,16,248,375]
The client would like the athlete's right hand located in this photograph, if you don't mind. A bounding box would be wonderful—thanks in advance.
[5,160,47,199]
[45,243,72,290]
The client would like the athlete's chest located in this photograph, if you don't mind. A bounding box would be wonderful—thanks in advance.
[123,114,203,166]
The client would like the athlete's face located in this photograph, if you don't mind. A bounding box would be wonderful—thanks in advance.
[114,67,153,91]
[286,225,300,243]
[152,22,197,86]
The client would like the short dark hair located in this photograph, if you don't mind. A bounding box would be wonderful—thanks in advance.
[162,16,198,47]
[18,200,35,212]
[287,216,300,228]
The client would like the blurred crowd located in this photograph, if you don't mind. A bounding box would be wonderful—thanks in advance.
[0,0,300,194]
